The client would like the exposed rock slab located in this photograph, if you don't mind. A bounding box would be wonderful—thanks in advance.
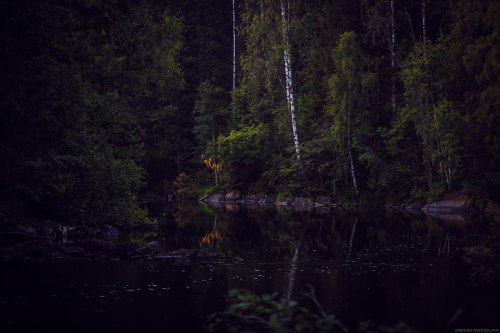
[204,193,226,203]
[422,193,471,212]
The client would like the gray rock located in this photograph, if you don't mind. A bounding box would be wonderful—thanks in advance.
[422,193,471,212]
[315,196,333,206]
[102,225,119,241]
[135,241,160,256]
[204,193,226,203]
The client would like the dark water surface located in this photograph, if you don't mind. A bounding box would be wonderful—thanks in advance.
[1,204,499,332]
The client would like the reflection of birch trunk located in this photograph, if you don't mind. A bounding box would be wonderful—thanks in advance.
[439,232,450,255]
[286,239,301,301]
[348,216,358,258]
[280,0,302,166]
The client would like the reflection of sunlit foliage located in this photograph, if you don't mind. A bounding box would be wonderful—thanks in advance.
[201,230,222,247]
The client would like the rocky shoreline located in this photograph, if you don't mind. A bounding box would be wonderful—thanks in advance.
[201,190,481,213]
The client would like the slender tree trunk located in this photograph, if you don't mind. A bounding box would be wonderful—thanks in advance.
[422,0,426,45]
[347,117,358,195]
[232,0,236,92]
[280,0,302,166]
[347,78,359,195]
[403,9,416,43]
[390,0,396,115]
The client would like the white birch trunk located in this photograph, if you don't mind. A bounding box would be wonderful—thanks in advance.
[232,0,236,91]
[280,0,302,165]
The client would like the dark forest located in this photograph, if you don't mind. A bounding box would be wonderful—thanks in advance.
[1,1,499,332]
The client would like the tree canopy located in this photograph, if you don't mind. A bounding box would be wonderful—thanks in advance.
[1,0,498,223]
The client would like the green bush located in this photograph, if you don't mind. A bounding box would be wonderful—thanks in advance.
[208,288,347,333]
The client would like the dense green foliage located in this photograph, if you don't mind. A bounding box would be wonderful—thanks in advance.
[208,288,348,333]
[208,0,500,206]
[208,288,417,333]
[0,0,184,223]
[1,0,498,224]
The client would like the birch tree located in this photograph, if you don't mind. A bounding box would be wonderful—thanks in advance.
[236,0,302,166]
[280,0,302,166]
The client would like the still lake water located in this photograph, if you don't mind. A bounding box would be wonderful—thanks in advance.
[1,203,499,333]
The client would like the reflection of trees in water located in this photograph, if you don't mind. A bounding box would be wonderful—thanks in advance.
[286,237,302,301]
[159,203,488,261]
[200,215,222,251]
[348,217,357,259]
[464,218,500,286]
